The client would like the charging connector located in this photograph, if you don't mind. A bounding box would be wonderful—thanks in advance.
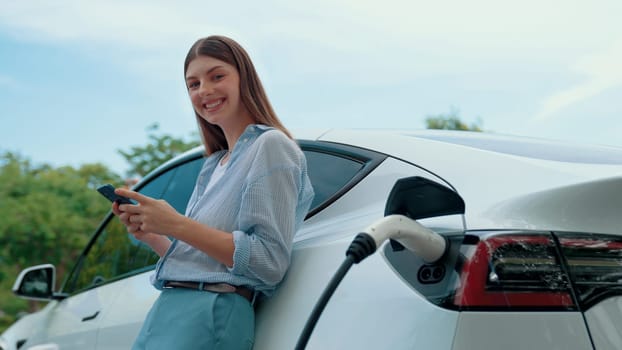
[364,214,446,263]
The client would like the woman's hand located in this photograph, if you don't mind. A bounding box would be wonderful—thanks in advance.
[111,195,173,257]
[112,201,151,241]
[113,189,234,264]
[114,188,184,237]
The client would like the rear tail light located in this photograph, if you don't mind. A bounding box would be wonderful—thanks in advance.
[559,235,622,309]
[385,230,622,312]
[453,233,576,310]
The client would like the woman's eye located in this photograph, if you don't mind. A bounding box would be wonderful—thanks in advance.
[213,74,225,81]
[187,81,199,90]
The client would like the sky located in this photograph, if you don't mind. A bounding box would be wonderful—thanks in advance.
[1,0,621,176]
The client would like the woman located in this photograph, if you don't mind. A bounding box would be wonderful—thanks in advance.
[112,35,314,350]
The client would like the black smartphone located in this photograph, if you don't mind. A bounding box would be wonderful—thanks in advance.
[97,184,133,205]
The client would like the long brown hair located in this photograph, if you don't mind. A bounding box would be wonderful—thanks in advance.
[184,35,292,155]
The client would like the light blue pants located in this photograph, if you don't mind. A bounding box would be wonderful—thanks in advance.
[132,287,255,349]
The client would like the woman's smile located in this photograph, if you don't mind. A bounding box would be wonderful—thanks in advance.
[203,98,226,114]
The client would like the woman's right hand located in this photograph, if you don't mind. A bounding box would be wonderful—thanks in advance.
[112,201,172,256]
[112,201,152,241]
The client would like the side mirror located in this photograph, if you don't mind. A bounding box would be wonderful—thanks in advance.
[12,264,57,301]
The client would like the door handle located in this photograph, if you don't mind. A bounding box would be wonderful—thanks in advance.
[82,311,100,322]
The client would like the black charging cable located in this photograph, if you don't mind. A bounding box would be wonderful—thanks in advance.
[294,233,377,350]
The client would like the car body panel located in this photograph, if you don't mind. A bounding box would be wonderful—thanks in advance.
[483,176,622,235]
[452,312,593,350]
[0,305,51,350]
[22,279,126,350]
[255,239,460,350]
[584,296,622,350]
[93,272,159,350]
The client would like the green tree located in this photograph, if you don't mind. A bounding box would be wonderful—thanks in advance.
[425,107,483,132]
[118,123,201,178]
[0,152,123,330]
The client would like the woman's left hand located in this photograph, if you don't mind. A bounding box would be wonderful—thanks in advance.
[115,188,184,236]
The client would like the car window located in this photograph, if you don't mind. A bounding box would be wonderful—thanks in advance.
[162,158,204,213]
[303,150,364,210]
[64,157,204,293]
[300,141,386,218]
[139,170,173,199]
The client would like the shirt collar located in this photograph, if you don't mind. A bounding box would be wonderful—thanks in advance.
[235,124,271,144]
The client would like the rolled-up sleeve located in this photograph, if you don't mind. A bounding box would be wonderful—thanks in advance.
[229,164,301,286]
[226,131,306,287]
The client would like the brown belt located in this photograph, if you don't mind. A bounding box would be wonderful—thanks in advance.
[163,281,254,303]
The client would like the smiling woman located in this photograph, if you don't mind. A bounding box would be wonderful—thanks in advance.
[182,35,294,155]
[111,35,314,350]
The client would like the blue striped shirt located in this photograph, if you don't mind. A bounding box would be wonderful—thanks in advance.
[153,124,314,297]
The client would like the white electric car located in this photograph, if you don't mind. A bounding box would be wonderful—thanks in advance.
[2,129,622,350]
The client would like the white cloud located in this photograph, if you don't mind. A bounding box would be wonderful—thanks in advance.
[0,1,204,48]
[291,0,620,50]
[3,0,622,113]
[246,0,622,87]
[3,0,620,57]
[0,0,306,49]
[534,40,622,121]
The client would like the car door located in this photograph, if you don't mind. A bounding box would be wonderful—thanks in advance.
[20,277,123,350]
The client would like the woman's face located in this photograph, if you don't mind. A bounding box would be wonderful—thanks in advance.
[185,55,250,129]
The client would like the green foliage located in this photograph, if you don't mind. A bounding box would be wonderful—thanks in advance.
[0,152,123,332]
[425,107,483,132]
[0,124,198,332]
[0,125,198,332]
[118,123,201,177]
